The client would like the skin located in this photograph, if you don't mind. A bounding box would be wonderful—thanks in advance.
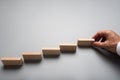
[92,30,120,53]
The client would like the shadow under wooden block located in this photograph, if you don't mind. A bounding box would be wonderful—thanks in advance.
[3,65,22,69]
[22,52,42,63]
[77,39,95,47]
[59,43,77,53]
[42,48,60,58]
[24,60,42,63]
[43,55,60,58]
[1,57,23,69]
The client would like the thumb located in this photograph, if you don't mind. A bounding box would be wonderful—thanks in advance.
[92,41,106,48]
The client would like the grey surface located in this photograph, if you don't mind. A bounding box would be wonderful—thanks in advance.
[0,0,120,80]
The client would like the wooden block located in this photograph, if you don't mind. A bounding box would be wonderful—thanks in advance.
[42,48,60,57]
[1,57,23,66]
[22,52,42,61]
[77,39,95,46]
[60,43,77,52]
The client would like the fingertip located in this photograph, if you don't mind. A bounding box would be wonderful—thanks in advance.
[94,42,108,49]
[92,34,97,39]
[92,42,104,48]
[92,36,95,39]
[92,42,98,46]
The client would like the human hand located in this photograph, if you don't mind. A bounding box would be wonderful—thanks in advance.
[92,30,120,53]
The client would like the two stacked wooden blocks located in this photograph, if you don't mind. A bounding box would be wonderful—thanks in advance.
[1,39,95,66]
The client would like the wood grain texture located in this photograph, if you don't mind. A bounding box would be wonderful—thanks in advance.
[77,39,95,46]
[22,52,42,61]
[42,48,60,57]
[1,57,23,66]
[60,43,77,52]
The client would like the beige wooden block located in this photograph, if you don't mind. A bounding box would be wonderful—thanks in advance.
[1,57,23,66]
[60,43,77,52]
[77,39,95,46]
[42,48,60,57]
[22,52,42,61]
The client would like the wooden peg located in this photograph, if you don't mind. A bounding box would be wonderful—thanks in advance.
[42,48,60,57]
[1,57,23,66]
[60,43,77,52]
[77,39,95,46]
[22,52,42,61]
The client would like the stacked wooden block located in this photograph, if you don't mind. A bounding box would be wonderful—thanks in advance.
[1,39,94,67]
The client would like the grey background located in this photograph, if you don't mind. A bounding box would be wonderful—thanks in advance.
[0,0,120,80]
